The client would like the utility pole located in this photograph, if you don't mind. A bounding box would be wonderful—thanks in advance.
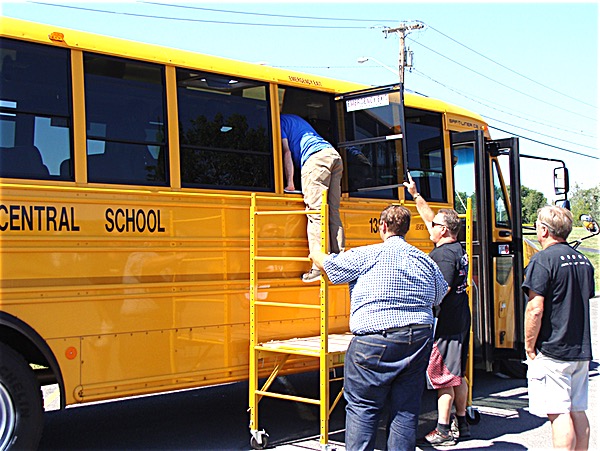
[384,21,425,85]
[384,21,424,183]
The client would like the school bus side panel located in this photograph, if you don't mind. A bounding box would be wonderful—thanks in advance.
[1,185,350,403]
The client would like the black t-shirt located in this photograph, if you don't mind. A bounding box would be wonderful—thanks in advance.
[522,242,594,361]
[429,241,470,337]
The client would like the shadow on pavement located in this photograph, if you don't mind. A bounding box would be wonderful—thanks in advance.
[39,369,550,450]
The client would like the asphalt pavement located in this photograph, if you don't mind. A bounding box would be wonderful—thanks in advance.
[274,299,600,451]
[39,298,598,450]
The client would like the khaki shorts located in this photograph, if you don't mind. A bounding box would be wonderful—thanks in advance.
[527,352,589,416]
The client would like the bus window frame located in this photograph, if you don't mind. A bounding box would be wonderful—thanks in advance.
[176,68,275,192]
[83,52,169,187]
[0,37,73,181]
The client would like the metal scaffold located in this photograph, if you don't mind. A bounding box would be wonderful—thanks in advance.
[248,190,351,450]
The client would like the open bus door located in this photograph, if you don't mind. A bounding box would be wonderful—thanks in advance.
[334,86,529,376]
[451,131,526,376]
[334,84,408,198]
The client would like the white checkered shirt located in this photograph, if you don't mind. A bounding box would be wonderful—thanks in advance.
[323,236,448,334]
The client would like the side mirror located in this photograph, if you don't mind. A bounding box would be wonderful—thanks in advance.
[580,214,599,235]
[559,199,571,210]
[554,166,569,196]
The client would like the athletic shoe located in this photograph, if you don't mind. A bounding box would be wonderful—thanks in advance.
[457,420,471,439]
[451,415,471,440]
[417,428,456,447]
[301,269,321,283]
[450,415,459,440]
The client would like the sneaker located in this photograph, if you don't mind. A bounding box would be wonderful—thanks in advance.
[458,420,471,439]
[450,415,471,440]
[450,415,459,440]
[301,269,321,283]
[417,428,456,447]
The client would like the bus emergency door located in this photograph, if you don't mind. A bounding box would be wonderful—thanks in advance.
[451,131,525,373]
[334,84,408,196]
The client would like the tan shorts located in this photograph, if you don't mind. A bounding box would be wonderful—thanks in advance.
[527,352,589,417]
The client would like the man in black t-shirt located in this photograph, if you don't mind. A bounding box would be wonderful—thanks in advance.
[404,174,471,446]
[523,205,594,450]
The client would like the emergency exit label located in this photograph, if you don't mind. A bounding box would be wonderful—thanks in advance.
[346,94,389,112]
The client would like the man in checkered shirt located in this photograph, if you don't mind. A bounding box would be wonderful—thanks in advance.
[310,204,448,451]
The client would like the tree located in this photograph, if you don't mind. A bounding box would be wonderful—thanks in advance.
[521,186,547,224]
[454,191,472,215]
[507,185,547,224]
[569,183,600,222]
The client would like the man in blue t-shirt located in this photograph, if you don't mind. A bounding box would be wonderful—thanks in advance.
[523,205,594,450]
[280,114,344,283]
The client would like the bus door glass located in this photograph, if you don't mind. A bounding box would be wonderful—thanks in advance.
[335,85,406,199]
[451,132,524,370]
[491,156,516,349]
[451,131,487,369]
[486,138,524,359]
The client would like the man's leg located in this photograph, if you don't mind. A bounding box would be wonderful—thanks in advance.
[437,387,454,425]
[571,411,590,450]
[547,358,590,450]
[326,151,344,253]
[548,413,576,450]
[343,336,389,451]
[387,328,433,450]
[569,361,590,450]
[301,151,330,269]
[454,378,468,416]
[452,378,471,438]
[453,326,471,438]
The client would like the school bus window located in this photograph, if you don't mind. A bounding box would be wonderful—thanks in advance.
[452,141,479,241]
[83,54,168,186]
[405,108,445,203]
[360,140,398,200]
[452,143,476,214]
[279,86,335,190]
[279,87,334,141]
[341,100,401,200]
[176,69,273,191]
[0,38,72,181]
[492,159,510,228]
[344,140,397,198]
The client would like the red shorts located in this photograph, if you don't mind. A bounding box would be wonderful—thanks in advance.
[426,331,469,390]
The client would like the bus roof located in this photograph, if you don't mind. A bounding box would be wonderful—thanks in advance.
[0,16,486,125]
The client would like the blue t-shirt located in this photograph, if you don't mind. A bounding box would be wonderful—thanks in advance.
[323,236,448,334]
[280,114,332,167]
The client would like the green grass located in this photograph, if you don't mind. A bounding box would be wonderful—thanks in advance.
[569,227,600,293]
[568,226,600,251]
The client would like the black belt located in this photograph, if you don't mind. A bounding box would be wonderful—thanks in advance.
[355,323,432,337]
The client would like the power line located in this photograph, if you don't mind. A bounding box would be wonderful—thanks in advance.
[489,125,599,160]
[484,115,597,152]
[411,68,596,139]
[426,25,597,110]
[28,2,370,29]
[140,1,397,23]
[408,38,596,122]
[406,69,598,158]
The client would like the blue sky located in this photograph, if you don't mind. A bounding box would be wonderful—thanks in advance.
[2,1,598,202]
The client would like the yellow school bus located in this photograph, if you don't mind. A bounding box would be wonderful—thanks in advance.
[0,17,568,449]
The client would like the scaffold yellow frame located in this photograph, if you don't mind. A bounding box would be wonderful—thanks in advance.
[248,190,351,449]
